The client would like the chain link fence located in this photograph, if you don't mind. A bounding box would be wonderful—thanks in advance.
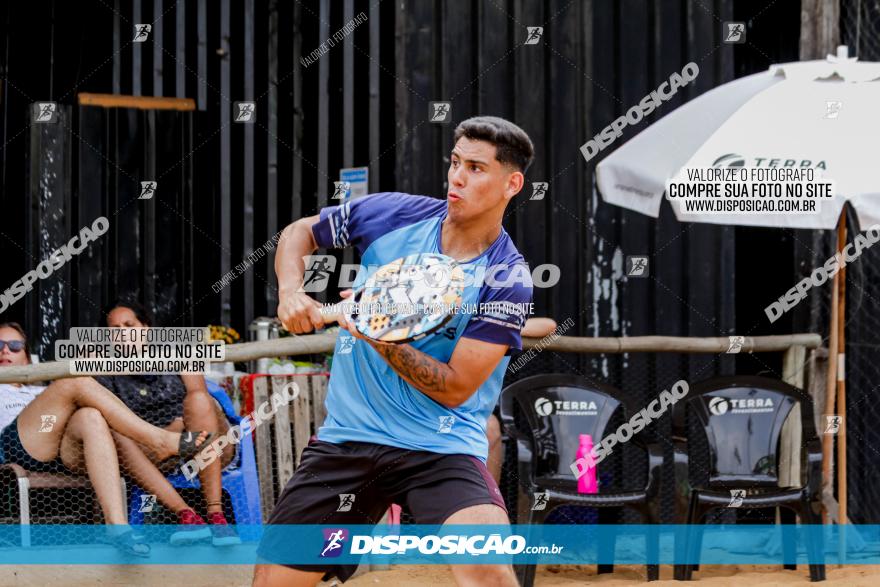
[795,207,880,524]
[4,317,875,543]
[842,0,880,59]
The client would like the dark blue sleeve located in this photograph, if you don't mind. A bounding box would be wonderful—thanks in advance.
[461,262,534,351]
[311,192,445,255]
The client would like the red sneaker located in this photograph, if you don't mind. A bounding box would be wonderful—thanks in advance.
[169,508,212,545]
[207,511,242,546]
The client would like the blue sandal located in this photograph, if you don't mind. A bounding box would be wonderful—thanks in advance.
[101,529,151,558]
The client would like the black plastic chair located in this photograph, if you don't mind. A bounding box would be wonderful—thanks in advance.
[500,374,663,585]
[672,375,825,582]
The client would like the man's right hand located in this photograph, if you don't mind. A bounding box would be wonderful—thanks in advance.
[277,291,325,334]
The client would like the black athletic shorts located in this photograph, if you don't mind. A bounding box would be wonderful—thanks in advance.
[257,440,507,582]
[0,418,67,474]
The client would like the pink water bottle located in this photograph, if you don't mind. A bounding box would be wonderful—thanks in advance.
[576,434,598,494]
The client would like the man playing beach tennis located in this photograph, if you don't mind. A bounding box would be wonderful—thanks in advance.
[254,116,534,587]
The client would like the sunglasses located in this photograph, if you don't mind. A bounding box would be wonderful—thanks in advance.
[0,340,25,353]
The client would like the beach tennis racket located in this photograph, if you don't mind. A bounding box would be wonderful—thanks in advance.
[320,252,465,343]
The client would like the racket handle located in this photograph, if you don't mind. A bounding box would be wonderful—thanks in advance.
[320,305,343,325]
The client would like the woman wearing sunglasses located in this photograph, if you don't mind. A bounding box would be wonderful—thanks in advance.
[0,322,214,556]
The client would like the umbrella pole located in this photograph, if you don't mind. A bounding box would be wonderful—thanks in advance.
[836,214,848,563]
[821,214,843,525]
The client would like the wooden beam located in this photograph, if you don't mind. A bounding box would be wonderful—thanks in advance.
[520,333,822,354]
[0,333,336,384]
[0,332,822,384]
[77,93,196,111]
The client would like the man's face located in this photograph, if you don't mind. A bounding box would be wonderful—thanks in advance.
[447,137,522,221]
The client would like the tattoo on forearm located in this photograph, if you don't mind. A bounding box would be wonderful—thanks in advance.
[372,342,450,394]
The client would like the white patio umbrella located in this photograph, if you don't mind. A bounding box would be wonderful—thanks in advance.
[596,48,880,230]
[596,47,880,533]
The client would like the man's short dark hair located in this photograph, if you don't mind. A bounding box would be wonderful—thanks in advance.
[453,116,535,174]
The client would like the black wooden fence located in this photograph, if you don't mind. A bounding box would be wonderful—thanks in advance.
[11,0,880,522]
[1,0,800,351]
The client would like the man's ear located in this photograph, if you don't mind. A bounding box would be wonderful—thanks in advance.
[506,170,525,201]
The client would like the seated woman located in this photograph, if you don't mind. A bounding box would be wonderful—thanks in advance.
[0,322,213,556]
[96,300,240,546]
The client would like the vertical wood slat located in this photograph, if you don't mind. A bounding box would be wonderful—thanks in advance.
[587,0,619,382]
[716,0,736,377]
[368,0,380,192]
[175,0,185,98]
[548,0,586,340]
[475,0,512,231]
[717,0,734,82]
[780,345,807,488]
[475,0,511,119]
[197,0,207,110]
[341,0,354,273]
[133,0,142,96]
[316,0,330,304]
[219,0,232,324]
[252,376,275,521]
[112,111,138,298]
[0,7,7,195]
[395,0,433,196]
[432,0,443,196]
[153,0,163,97]
[580,0,594,346]
[243,0,255,324]
[617,0,652,401]
[393,3,410,194]
[310,374,329,432]
[272,376,297,491]
[513,0,547,312]
[799,0,841,60]
[27,105,72,357]
[317,0,330,210]
[684,0,720,384]
[283,376,309,470]
[343,0,353,168]
[113,0,121,94]
[76,105,107,327]
[440,0,472,192]
[807,347,829,432]
[652,0,687,496]
[291,0,303,221]
[144,110,157,306]
[266,0,279,310]
[183,113,195,320]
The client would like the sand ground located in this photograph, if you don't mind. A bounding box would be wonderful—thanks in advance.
[1,564,879,586]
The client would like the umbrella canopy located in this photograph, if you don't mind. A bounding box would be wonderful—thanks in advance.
[596,51,880,230]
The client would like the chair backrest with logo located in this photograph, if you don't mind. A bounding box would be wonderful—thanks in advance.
[672,375,816,487]
[500,374,635,484]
